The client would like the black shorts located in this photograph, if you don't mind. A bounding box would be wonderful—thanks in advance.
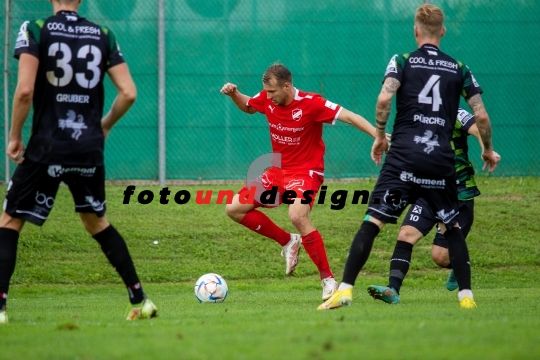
[401,198,475,248]
[4,160,106,226]
[432,199,475,248]
[365,163,460,227]
[401,197,438,236]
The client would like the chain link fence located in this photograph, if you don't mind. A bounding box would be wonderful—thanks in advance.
[2,0,539,182]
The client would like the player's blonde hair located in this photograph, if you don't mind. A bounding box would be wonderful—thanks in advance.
[263,63,292,86]
[415,4,444,37]
[53,0,81,5]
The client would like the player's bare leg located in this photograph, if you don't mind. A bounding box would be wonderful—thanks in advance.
[431,244,450,267]
[289,198,336,299]
[432,244,457,291]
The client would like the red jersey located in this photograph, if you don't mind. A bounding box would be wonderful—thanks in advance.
[247,88,342,173]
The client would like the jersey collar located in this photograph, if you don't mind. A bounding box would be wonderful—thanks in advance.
[56,11,80,21]
[293,88,301,100]
[420,44,440,51]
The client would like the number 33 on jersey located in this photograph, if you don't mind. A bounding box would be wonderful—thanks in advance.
[13,11,125,164]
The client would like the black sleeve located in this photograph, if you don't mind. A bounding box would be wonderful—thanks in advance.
[14,20,41,59]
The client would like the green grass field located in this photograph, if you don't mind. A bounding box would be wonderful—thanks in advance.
[1,177,539,359]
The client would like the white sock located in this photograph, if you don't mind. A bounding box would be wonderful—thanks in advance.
[338,283,353,291]
[458,289,473,301]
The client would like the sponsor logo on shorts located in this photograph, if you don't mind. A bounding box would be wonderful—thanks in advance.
[400,171,445,189]
[35,192,54,208]
[85,196,105,211]
[412,205,422,214]
[285,179,305,191]
[383,189,407,210]
[261,172,276,189]
[48,165,96,178]
[436,209,456,223]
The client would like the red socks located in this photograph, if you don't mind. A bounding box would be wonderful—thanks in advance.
[240,210,290,246]
[302,230,333,279]
[240,213,333,279]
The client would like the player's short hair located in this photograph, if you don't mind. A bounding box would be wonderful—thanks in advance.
[263,63,292,86]
[54,0,80,5]
[415,4,444,37]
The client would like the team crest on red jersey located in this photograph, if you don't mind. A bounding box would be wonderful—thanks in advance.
[292,109,302,121]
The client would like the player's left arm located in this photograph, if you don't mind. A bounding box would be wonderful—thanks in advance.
[102,63,137,139]
[8,53,39,163]
[467,123,483,151]
[336,108,376,138]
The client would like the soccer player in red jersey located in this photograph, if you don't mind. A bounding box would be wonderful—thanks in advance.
[220,63,376,301]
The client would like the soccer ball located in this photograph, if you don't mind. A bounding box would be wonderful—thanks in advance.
[194,273,228,303]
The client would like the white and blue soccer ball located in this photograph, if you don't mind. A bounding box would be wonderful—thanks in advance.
[194,273,228,303]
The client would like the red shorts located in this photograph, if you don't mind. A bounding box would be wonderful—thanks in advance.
[238,167,324,208]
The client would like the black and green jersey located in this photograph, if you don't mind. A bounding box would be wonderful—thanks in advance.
[13,11,125,166]
[453,108,480,201]
[383,44,483,177]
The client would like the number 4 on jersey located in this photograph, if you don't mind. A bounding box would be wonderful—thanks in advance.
[418,75,442,111]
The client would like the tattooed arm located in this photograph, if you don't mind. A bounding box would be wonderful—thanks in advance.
[466,94,499,173]
[375,78,401,139]
[466,94,493,151]
[371,77,401,165]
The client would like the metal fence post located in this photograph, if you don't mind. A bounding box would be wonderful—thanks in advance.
[158,0,166,185]
[4,0,11,184]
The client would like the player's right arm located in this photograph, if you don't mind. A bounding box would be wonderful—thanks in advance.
[372,77,401,165]
[220,83,257,114]
[8,53,39,164]
[460,64,498,173]
[101,63,137,139]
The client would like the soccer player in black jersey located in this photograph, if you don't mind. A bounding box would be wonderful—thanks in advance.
[319,4,499,310]
[367,109,501,304]
[0,0,156,323]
